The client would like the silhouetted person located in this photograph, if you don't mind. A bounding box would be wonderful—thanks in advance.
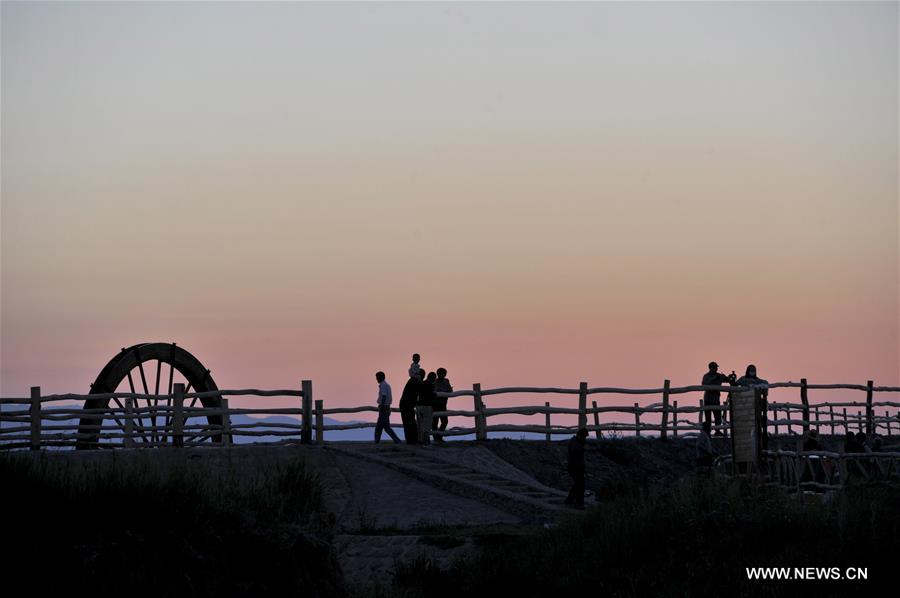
[374,371,400,444]
[432,367,453,443]
[417,371,437,445]
[409,353,422,379]
[735,364,768,395]
[841,432,865,481]
[800,430,825,484]
[565,428,589,509]
[856,432,871,453]
[872,436,883,452]
[870,436,885,479]
[701,361,733,435]
[696,421,716,469]
[802,429,823,451]
[399,372,421,444]
[735,364,769,450]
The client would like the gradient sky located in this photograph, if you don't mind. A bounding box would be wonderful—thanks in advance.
[2,1,898,416]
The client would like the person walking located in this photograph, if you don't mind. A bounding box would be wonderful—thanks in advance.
[416,371,437,445]
[565,428,589,509]
[399,371,421,444]
[432,367,453,443]
[374,371,400,444]
[701,361,733,435]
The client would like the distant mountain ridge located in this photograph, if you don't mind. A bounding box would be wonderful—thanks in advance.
[0,412,549,445]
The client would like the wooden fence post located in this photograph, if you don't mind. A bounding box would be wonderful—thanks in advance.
[785,408,792,435]
[829,406,835,436]
[672,400,678,438]
[857,409,863,433]
[865,380,874,436]
[592,400,601,439]
[301,380,313,444]
[544,401,551,442]
[660,379,670,440]
[30,386,41,451]
[885,410,891,436]
[800,378,809,434]
[698,399,703,428]
[634,402,641,437]
[773,405,779,435]
[315,399,324,445]
[220,397,232,447]
[124,397,135,448]
[473,383,486,441]
[843,408,848,434]
[813,406,820,434]
[173,383,185,448]
[578,382,588,429]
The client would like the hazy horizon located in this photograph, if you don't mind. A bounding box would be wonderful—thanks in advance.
[2,1,898,412]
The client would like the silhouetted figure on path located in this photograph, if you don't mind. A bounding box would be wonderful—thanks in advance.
[417,371,437,446]
[735,364,769,450]
[432,367,453,443]
[802,429,823,451]
[374,371,400,444]
[696,421,716,469]
[872,435,883,452]
[843,431,861,453]
[565,428,589,509]
[399,372,421,444]
[409,353,422,379]
[701,361,734,435]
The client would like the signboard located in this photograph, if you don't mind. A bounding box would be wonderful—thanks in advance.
[730,388,759,464]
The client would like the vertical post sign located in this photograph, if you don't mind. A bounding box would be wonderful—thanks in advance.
[729,388,760,467]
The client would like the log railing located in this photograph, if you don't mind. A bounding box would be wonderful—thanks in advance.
[0,382,312,450]
[761,449,900,491]
[2,380,899,450]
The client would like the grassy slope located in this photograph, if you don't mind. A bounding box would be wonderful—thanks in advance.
[388,478,899,598]
[0,450,346,598]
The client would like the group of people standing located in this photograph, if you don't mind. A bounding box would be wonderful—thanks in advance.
[696,361,770,467]
[701,361,769,433]
[374,353,454,445]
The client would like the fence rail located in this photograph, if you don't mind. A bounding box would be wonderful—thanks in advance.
[760,449,900,491]
[2,379,899,450]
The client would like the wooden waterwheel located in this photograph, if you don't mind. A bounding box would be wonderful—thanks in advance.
[76,343,228,449]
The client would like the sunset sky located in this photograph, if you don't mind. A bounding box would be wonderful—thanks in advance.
[2,1,898,415]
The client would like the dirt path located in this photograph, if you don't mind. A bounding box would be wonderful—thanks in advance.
[300,442,568,586]
[322,450,522,530]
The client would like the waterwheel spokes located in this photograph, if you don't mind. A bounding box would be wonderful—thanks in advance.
[124,369,151,442]
[79,343,225,449]
[134,353,155,442]
[110,395,150,444]
[153,359,162,442]
[186,382,197,408]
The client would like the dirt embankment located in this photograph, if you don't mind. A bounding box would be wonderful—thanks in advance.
[482,437,717,494]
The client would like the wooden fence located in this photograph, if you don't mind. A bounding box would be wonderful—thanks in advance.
[763,449,900,491]
[2,380,899,450]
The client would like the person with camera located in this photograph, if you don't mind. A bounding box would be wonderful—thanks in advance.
[701,361,734,436]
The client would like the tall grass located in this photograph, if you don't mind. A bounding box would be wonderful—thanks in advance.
[389,478,898,598]
[0,451,345,598]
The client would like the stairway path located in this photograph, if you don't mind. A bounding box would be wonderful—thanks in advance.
[326,443,567,521]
